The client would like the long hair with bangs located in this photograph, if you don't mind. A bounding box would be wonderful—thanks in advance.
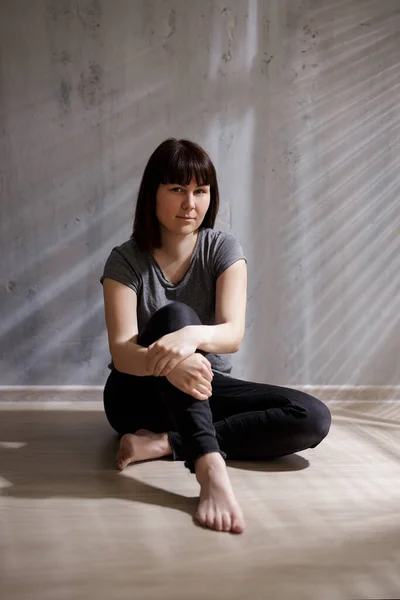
[131,138,220,252]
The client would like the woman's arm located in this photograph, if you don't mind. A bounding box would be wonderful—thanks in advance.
[188,322,242,354]
[103,278,152,377]
[189,258,247,354]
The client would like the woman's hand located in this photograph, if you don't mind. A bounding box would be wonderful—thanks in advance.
[165,354,214,400]
[145,326,199,377]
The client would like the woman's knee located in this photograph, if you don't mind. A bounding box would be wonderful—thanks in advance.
[304,395,332,447]
[141,302,202,344]
[155,301,201,326]
[283,387,331,447]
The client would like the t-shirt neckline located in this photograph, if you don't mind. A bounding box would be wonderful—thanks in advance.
[149,228,203,288]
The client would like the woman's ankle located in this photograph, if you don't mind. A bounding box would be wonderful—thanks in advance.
[195,452,225,477]
[158,432,173,456]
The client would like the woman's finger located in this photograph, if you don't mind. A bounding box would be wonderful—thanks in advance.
[194,388,208,400]
[151,353,165,376]
[152,348,175,376]
[201,358,213,380]
[199,382,212,397]
[160,352,187,376]
[156,355,174,377]
[158,356,176,376]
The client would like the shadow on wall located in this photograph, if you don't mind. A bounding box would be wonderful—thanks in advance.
[1,0,398,388]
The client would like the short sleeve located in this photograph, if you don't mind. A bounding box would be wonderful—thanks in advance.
[213,233,247,280]
[100,247,140,293]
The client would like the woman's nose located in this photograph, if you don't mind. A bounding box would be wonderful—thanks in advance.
[184,193,196,206]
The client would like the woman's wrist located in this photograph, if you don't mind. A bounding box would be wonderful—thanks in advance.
[184,325,206,349]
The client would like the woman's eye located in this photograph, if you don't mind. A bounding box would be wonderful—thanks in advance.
[169,187,207,194]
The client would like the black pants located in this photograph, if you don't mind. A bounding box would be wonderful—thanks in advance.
[103,302,331,473]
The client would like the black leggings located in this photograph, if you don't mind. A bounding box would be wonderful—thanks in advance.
[103,302,331,473]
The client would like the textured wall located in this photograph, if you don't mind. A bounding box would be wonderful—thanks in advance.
[0,0,399,386]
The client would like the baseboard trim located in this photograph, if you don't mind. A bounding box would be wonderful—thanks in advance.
[0,386,104,403]
[0,385,399,403]
[300,385,400,401]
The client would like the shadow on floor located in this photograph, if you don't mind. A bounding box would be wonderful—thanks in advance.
[0,409,309,516]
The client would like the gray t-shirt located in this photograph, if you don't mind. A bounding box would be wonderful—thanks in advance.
[100,227,247,375]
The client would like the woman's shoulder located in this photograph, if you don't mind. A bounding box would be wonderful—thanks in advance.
[203,228,247,274]
[201,227,242,251]
[103,237,147,275]
[108,236,142,259]
[201,227,239,243]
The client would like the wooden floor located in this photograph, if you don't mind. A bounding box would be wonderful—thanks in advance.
[0,400,399,600]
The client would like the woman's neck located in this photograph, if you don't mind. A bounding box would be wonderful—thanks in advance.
[156,230,199,261]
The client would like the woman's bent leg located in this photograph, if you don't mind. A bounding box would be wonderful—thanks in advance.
[163,373,331,463]
[140,303,244,532]
[138,301,226,473]
[103,300,212,438]
[209,374,331,460]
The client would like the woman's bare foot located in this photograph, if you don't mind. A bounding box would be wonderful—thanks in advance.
[116,429,172,470]
[194,452,245,534]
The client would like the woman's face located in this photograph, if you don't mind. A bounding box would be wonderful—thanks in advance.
[155,178,211,233]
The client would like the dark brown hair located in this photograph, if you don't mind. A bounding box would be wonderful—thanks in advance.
[131,138,220,252]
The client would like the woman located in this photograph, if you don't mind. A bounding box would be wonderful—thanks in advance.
[100,138,331,534]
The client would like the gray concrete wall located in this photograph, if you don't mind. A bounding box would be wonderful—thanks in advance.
[1,0,399,386]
